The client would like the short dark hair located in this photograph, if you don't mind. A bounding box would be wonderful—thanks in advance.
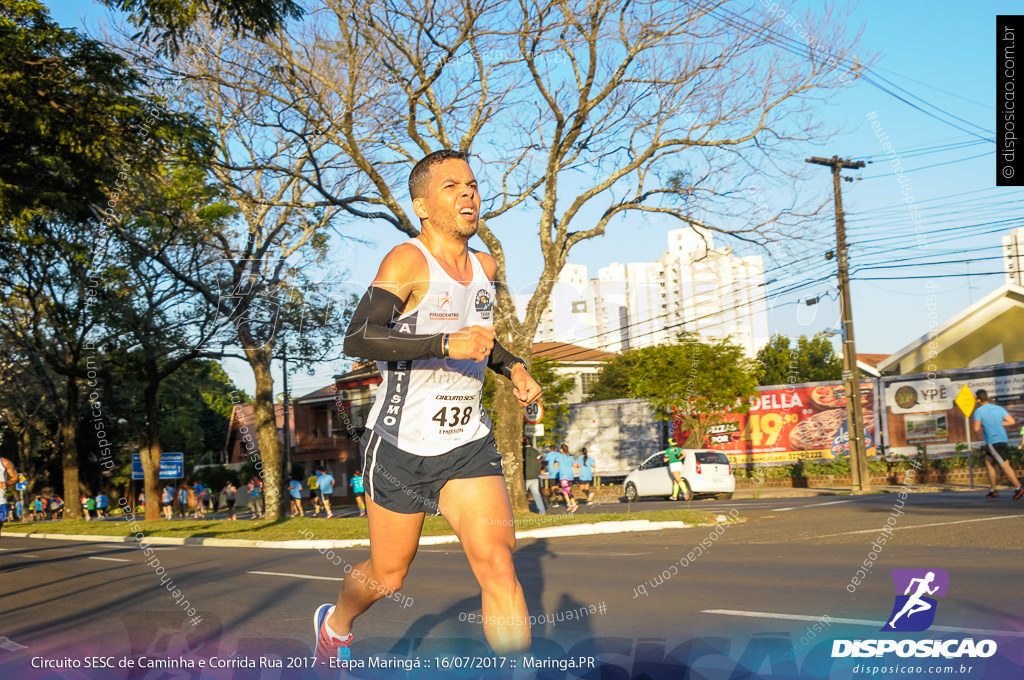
[975,389,989,402]
[408,149,470,200]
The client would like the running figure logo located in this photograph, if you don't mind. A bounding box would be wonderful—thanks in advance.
[881,568,949,632]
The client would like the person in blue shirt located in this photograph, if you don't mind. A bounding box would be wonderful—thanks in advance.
[350,472,365,517]
[972,389,1023,500]
[577,447,597,506]
[176,486,188,518]
[248,479,265,519]
[543,446,561,507]
[317,469,336,518]
[555,444,577,513]
[161,485,174,520]
[191,483,206,519]
[94,492,109,519]
[288,478,304,517]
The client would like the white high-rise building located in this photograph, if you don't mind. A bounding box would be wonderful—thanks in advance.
[518,227,769,357]
[1004,227,1024,286]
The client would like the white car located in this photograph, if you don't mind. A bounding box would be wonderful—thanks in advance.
[623,449,735,501]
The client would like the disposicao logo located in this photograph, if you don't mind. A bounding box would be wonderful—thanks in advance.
[832,569,998,660]
[882,568,948,632]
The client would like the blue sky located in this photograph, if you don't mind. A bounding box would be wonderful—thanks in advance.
[46,0,1023,397]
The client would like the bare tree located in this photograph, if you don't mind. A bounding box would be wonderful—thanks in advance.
[160,0,869,509]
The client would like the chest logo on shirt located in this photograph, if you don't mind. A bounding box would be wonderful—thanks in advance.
[474,289,493,319]
[438,293,452,310]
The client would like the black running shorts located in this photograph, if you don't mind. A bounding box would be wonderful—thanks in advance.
[987,442,1010,465]
[360,429,503,515]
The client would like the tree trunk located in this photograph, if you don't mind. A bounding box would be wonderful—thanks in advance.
[495,383,527,512]
[141,380,163,521]
[248,352,283,520]
[61,375,82,519]
[494,329,533,513]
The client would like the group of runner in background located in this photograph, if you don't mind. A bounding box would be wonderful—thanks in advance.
[538,443,597,513]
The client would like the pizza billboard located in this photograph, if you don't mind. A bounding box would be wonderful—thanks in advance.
[675,381,878,467]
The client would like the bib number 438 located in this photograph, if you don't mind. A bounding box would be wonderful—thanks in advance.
[432,406,474,428]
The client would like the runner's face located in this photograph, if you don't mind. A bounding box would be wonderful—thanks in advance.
[419,159,479,240]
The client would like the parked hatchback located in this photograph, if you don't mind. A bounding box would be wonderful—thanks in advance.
[623,449,734,501]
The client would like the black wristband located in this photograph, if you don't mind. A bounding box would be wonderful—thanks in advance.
[488,339,526,378]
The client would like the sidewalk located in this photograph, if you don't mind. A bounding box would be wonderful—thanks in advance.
[9,482,990,551]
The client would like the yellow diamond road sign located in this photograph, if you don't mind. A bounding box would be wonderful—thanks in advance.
[955,385,976,417]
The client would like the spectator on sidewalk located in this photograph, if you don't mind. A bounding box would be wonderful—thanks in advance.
[522,437,545,515]
[973,389,1024,500]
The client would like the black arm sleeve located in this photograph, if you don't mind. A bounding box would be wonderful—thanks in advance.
[487,339,526,379]
[343,287,444,361]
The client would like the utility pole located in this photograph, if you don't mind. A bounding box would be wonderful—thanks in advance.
[807,155,870,493]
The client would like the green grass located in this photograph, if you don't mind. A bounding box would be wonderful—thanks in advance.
[4,508,732,542]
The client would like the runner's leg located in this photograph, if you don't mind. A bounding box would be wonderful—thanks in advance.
[327,494,424,636]
[998,460,1022,488]
[439,476,529,653]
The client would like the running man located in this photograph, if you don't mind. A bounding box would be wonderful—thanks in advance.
[663,439,689,501]
[0,457,16,540]
[314,150,541,664]
[972,389,1024,500]
[888,571,939,628]
[316,469,335,518]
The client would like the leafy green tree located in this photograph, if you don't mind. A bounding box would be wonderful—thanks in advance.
[584,353,640,403]
[103,0,303,54]
[626,334,762,448]
[756,333,842,386]
[0,1,209,225]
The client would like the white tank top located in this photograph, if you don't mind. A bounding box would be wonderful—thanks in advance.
[364,239,495,456]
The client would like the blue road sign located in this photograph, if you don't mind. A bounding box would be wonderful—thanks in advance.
[132,452,185,480]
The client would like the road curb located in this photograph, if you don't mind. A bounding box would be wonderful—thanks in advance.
[15,519,695,550]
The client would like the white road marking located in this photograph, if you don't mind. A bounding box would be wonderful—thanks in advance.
[702,609,1024,638]
[87,556,129,562]
[247,570,342,582]
[808,514,1023,539]
[773,500,852,512]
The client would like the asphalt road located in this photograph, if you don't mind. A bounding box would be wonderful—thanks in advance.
[2,492,1022,679]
